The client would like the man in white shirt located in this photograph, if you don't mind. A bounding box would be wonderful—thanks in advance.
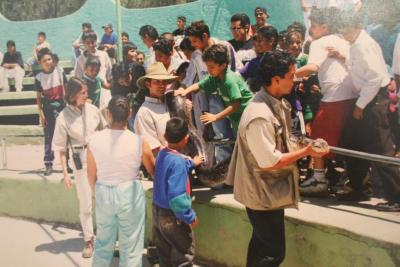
[296,8,358,196]
[139,25,159,69]
[338,11,400,211]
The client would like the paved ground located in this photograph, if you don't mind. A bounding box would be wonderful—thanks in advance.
[0,216,150,267]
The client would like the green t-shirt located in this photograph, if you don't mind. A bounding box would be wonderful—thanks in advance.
[198,69,253,130]
[296,53,308,68]
[83,75,103,108]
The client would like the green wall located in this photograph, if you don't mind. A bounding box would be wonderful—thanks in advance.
[0,0,302,61]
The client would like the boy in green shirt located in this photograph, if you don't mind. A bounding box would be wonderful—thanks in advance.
[175,44,252,131]
[82,56,110,108]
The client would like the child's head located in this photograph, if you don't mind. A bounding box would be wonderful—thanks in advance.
[153,38,173,68]
[160,32,175,44]
[121,32,130,44]
[202,44,229,77]
[254,6,269,26]
[82,22,92,32]
[254,25,278,54]
[6,40,16,53]
[112,62,131,87]
[82,31,97,53]
[309,7,339,39]
[139,25,159,48]
[165,117,189,147]
[52,53,59,65]
[37,32,46,44]
[136,51,145,65]
[37,48,54,72]
[123,42,138,63]
[259,50,296,96]
[179,37,195,60]
[230,13,251,42]
[85,56,101,79]
[186,20,210,51]
[108,96,130,125]
[287,21,306,41]
[285,30,303,58]
[177,16,186,30]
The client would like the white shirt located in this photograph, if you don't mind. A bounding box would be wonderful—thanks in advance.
[133,96,170,150]
[308,34,358,102]
[89,129,142,185]
[182,50,208,87]
[74,49,112,82]
[349,30,391,109]
[144,47,156,69]
[392,33,400,76]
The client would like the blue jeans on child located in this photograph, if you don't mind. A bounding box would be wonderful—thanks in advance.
[93,180,145,267]
[43,100,64,167]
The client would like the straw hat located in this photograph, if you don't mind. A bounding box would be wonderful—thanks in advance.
[136,62,177,89]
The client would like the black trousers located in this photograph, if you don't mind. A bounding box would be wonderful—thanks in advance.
[246,208,285,267]
[340,88,400,202]
[152,205,195,267]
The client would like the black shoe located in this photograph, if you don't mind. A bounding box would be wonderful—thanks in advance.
[67,165,73,174]
[44,165,53,176]
[336,189,370,202]
[376,202,400,212]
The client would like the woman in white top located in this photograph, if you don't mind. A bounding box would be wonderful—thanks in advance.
[87,96,155,267]
[52,77,106,258]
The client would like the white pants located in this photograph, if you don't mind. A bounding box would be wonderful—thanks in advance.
[2,65,25,92]
[74,165,94,242]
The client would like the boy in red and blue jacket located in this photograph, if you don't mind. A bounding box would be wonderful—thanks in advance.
[152,117,204,266]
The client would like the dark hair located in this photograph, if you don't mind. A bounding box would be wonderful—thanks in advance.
[108,96,130,123]
[130,62,146,92]
[202,44,229,65]
[287,21,306,40]
[176,62,190,76]
[153,38,173,55]
[285,30,303,46]
[82,22,92,29]
[230,13,251,27]
[177,16,186,23]
[82,31,98,42]
[186,20,210,39]
[65,77,86,105]
[123,42,138,62]
[121,32,129,39]
[165,117,189,144]
[112,62,130,83]
[257,26,279,49]
[52,53,59,64]
[6,40,15,48]
[255,6,268,16]
[259,50,296,86]
[309,7,340,33]
[160,32,174,42]
[179,37,195,52]
[139,25,159,41]
[37,48,53,62]
[137,51,145,58]
[85,55,101,69]
[38,32,46,38]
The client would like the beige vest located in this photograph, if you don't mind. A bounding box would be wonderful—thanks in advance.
[226,90,300,211]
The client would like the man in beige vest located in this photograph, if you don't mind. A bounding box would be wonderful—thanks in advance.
[226,50,328,266]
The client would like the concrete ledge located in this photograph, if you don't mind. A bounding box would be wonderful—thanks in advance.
[0,91,36,101]
[0,173,399,267]
[0,105,38,116]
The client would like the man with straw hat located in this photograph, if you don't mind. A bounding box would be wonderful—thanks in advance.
[134,62,177,155]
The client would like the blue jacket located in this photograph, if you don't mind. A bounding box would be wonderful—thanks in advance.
[153,148,196,225]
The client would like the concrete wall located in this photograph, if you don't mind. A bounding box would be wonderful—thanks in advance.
[0,0,302,61]
[0,177,398,267]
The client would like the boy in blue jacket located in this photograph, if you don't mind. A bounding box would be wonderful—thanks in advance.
[153,117,204,266]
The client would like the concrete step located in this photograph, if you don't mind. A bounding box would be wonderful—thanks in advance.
[0,91,36,101]
[7,73,73,87]
[26,60,74,73]
[0,145,399,267]
[0,104,38,116]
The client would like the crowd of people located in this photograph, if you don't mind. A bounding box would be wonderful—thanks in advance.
[2,0,400,266]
